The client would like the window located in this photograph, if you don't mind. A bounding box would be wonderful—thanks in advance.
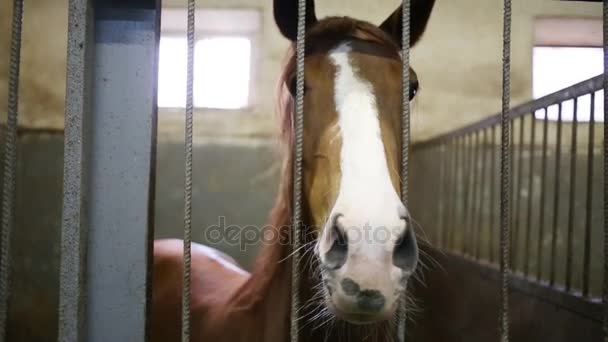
[158,9,260,110]
[533,17,603,122]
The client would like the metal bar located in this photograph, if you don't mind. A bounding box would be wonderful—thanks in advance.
[454,137,463,251]
[524,114,536,276]
[565,97,579,292]
[550,103,563,287]
[463,134,472,255]
[58,0,94,340]
[500,0,512,339]
[537,108,549,281]
[583,92,596,297]
[182,0,195,340]
[603,1,608,338]
[470,132,483,259]
[437,144,447,249]
[441,143,452,249]
[83,2,160,341]
[413,75,603,150]
[397,0,411,339]
[510,117,515,259]
[490,125,497,264]
[449,139,459,250]
[470,132,481,259]
[512,117,525,271]
[290,0,307,340]
[0,0,24,340]
[475,129,488,260]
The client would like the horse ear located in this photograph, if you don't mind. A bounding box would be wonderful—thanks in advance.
[274,0,318,41]
[379,0,436,48]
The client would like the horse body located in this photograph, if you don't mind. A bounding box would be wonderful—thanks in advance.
[151,1,436,340]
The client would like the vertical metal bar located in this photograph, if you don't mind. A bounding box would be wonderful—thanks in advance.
[449,139,460,250]
[442,143,452,249]
[452,136,463,250]
[536,108,549,281]
[500,0,512,339]
[509,113,516,270]
[565,98,578,292]
[58,0,93,340]
[512,116,525,270]
[397,0,411,340]
[550,102,563,286]
[462,134,472,255]
[470,132,480,259]
[83,2,159,341]
[476,129,488,261]
[583,92,596,297]
[291,0,307,340]
[524,114,536,276]
[0,1,24,340]
[603,1,608,338]
[182,0,195,340]
[490,125,497,264]
[438,144,447,248]
[471,132,481,259]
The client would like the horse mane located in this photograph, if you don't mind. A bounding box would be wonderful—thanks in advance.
[228,14,401,316]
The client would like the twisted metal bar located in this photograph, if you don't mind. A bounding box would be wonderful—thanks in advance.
[603,1,608,340]
[500,0,512,340]
[0,1,24,340]
[397,0,411,341]
[290,0,307,340]
[181,0,195,340]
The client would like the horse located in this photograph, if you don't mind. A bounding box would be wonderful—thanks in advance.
[151,0,436,341]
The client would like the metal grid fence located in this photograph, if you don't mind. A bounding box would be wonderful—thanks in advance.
[411,75,605,323]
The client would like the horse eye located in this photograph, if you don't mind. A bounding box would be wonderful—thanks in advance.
[409,80,419,100]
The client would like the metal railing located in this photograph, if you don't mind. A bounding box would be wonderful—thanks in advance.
[411,75,605,316]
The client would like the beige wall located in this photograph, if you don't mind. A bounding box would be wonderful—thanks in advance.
[0,0,602,142]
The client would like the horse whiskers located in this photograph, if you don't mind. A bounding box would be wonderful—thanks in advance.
[279,239,316,264]
[322,319,337,342]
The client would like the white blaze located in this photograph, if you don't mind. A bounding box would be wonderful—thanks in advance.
[326,44,405,259]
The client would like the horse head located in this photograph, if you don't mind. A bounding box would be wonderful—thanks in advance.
[273,0,436,325]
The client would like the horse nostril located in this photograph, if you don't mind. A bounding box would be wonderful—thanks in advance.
[324,215,348,270]
[393,221,418,271]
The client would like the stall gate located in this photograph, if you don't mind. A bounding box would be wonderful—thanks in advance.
[0,0,606,341]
